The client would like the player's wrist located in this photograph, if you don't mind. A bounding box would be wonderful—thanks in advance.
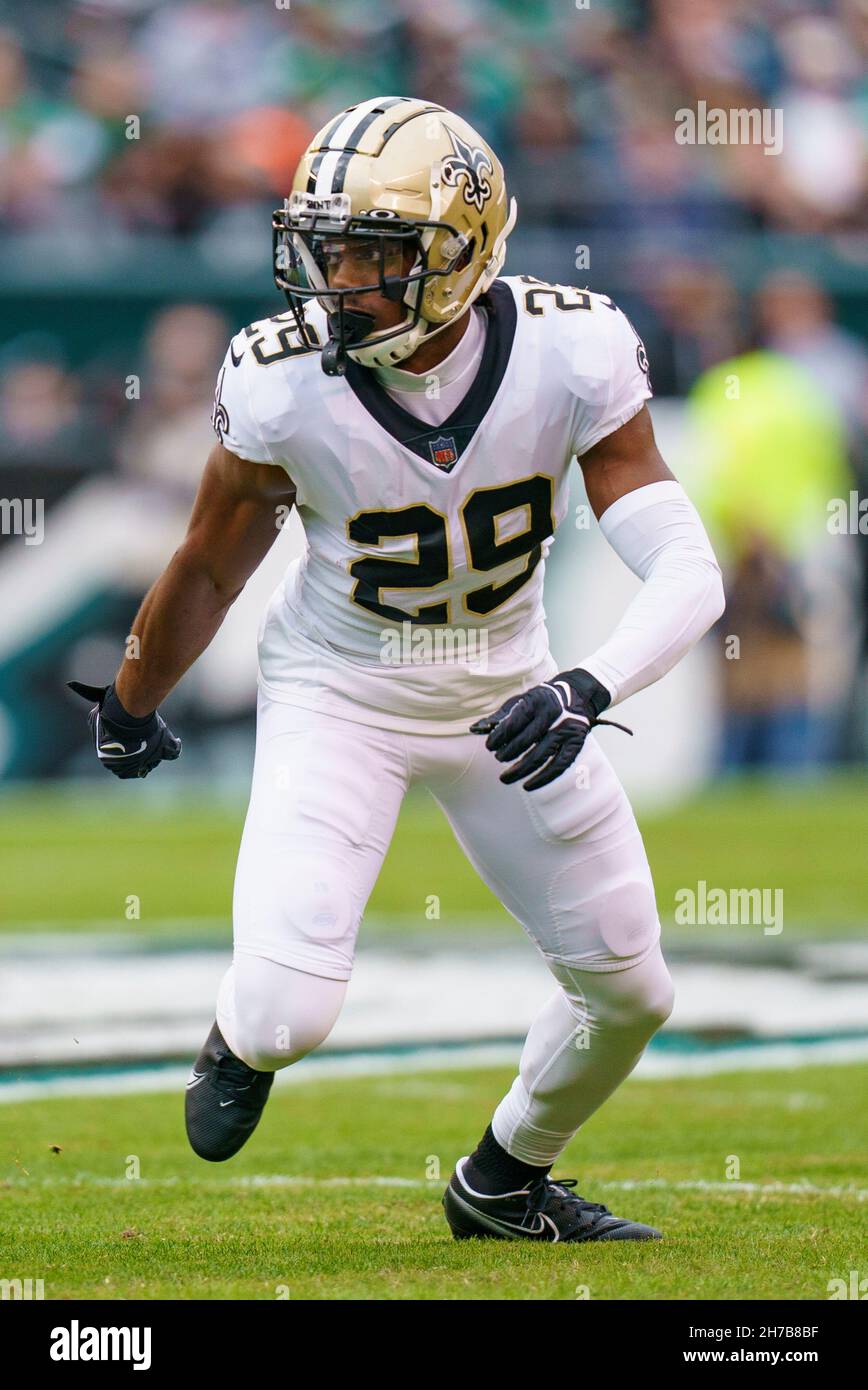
[102,683,157,729]
[557,668,612,719]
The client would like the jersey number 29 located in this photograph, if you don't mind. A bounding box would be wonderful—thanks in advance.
[346,474,555,623]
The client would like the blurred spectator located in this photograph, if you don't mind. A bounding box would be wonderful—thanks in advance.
[218,106,313,199]
[0,27,61,226]
[763,12,865,231]
[715,537,813,770]
[753,269,868,759]
[644,261,744,394]
[0,342,112,472]
[689,348,858,770]
[118,303,229,503]
[134,0,282,128]
[755,270,868,446]
[275,0,404,122]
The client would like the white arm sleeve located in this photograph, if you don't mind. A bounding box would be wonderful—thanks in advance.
[577,479,726,707]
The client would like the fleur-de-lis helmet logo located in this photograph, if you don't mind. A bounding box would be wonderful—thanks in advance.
[441,127,494,213]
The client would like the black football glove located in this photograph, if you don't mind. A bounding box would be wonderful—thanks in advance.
[68,681,181,780]
[470,668,631,791]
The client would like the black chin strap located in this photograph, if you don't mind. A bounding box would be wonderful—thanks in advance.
[322,307,377,376]
[320,338,347,376]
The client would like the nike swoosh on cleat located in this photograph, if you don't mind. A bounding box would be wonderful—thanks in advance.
[219,1100,235,1108]
[186,1071,206,1089]
[477,1212,558,1239]
[450,1187,560,1241]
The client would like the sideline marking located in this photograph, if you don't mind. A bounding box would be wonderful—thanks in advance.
[2,1036,868,1103]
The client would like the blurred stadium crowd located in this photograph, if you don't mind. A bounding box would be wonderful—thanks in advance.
[0,0,865,777]
[1,0,865,235]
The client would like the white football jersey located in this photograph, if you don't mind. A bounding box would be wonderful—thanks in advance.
[212,276,652,733]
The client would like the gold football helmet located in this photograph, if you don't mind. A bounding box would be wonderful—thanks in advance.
[272,96,517,375]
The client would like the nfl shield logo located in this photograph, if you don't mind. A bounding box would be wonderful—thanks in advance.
[428,433,458,470]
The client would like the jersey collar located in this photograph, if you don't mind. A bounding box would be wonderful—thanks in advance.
[343,279,517,474]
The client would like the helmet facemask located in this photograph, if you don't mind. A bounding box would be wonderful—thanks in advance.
[272,191,472,376]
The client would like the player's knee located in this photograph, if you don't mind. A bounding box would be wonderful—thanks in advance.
[559,944,674,1039]
[635,968,675,1034]
[232,1002,337,1070]
[601,959,675,1037]
[230,954,347,1071]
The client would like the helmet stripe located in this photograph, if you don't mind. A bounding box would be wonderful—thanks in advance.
[310,95,408,197]
[329,97,406,194]
[312,96,398,197]
[306,111,348,192]
[309,100,381,194]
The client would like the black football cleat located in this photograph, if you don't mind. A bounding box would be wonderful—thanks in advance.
[443,1157,662,1242]
[185,1021,274,1162]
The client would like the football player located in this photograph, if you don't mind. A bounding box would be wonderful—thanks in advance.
[72,97,724,1243]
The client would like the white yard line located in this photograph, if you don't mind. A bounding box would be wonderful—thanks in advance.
[6,1174,866,1201]
[2,1035,868,1103]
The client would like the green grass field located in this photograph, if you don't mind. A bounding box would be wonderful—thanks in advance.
[2,1062,865,1300]
[2,773,867,936]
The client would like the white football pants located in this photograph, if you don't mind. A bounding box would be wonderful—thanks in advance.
[216,685,674,1165]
